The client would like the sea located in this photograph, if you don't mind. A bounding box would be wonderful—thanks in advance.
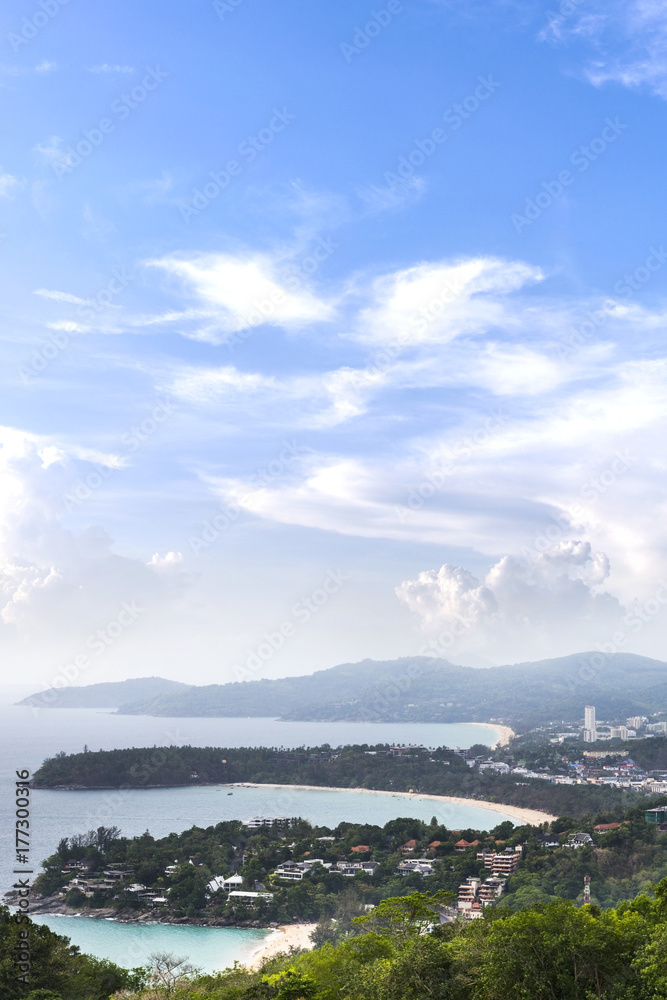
[0,688,509,972]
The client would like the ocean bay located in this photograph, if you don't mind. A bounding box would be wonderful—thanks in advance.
[1,700,508,971]
[30,914,270,975]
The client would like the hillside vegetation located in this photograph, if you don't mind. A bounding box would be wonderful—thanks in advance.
[110,653,667,729]
[33,743,642,817]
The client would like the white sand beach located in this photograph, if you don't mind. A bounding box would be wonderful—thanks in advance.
[240,783,555,825]
[468,722,515,747]
[247,922,317,968]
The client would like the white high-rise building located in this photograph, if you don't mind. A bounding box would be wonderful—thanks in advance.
[584,705,596,742]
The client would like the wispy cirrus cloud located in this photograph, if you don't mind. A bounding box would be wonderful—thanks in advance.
[541,0,667,99]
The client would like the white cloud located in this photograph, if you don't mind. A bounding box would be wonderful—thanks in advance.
[396,542,626,661]
[0,171,20,198]
[0,427,187,675]
[353,257,543,347]
[34,61,57,73]
[542,0,667,99]
[34,288,87,305]
[34,136,73,171]
[146,252,336,343]
[89,64,135,74]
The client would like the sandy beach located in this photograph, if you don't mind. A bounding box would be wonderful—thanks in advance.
[240,782,555,825]
[247,922,317,968]
[468,722,515,748]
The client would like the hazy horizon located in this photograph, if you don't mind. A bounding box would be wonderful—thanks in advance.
[2,1,667,689]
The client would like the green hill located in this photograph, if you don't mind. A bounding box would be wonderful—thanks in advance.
[113,652,667,730]
[17,675,190,709]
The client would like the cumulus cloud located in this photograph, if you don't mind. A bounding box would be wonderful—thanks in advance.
[0,428,188,679]
[396,542,626,662]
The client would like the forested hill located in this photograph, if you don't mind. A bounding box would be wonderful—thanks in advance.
[112,653,667,730]
[17,675,190,709]
[32,742,640,818]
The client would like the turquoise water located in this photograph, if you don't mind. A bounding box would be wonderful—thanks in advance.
[0,700,508,971]
[31,914,270,973]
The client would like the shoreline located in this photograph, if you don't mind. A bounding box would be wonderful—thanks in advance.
[467,722,515,748]
[246,923,316,968]
[239,782,555,824]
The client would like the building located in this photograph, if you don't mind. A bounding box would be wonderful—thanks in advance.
[331,861,379,877]
[646,807,667,824]
[227,891,273,907]
[244,816,290,829]
[401,840,418,854]
[584,705,597,742]
[593,823,621,833]
[627,716,645,729]
[395,859,435,877]
[567,832,595,848]
[535,833,560,848]
[272,859,330,882]
[457,876,506,918]
[207,874,243,892]
[609,726,628,740]
[647,722,667,733]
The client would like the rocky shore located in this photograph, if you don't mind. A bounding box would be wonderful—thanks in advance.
[5,891,275,930]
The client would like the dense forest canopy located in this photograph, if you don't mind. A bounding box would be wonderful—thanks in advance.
[33,741,653,817]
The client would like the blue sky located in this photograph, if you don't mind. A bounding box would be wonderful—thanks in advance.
[2,0,667,688]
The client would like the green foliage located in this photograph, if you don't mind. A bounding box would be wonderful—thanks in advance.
[32,741,642,817]
[0,906,140,1000]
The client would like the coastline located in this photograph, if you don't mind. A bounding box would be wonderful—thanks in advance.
[246,923,316,968]
[239,782,555,824]
[467,722,515,748]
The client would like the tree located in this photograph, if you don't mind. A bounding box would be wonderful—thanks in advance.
[353,891,453,940]
[263,969,318,998]
[145,952,198,996]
